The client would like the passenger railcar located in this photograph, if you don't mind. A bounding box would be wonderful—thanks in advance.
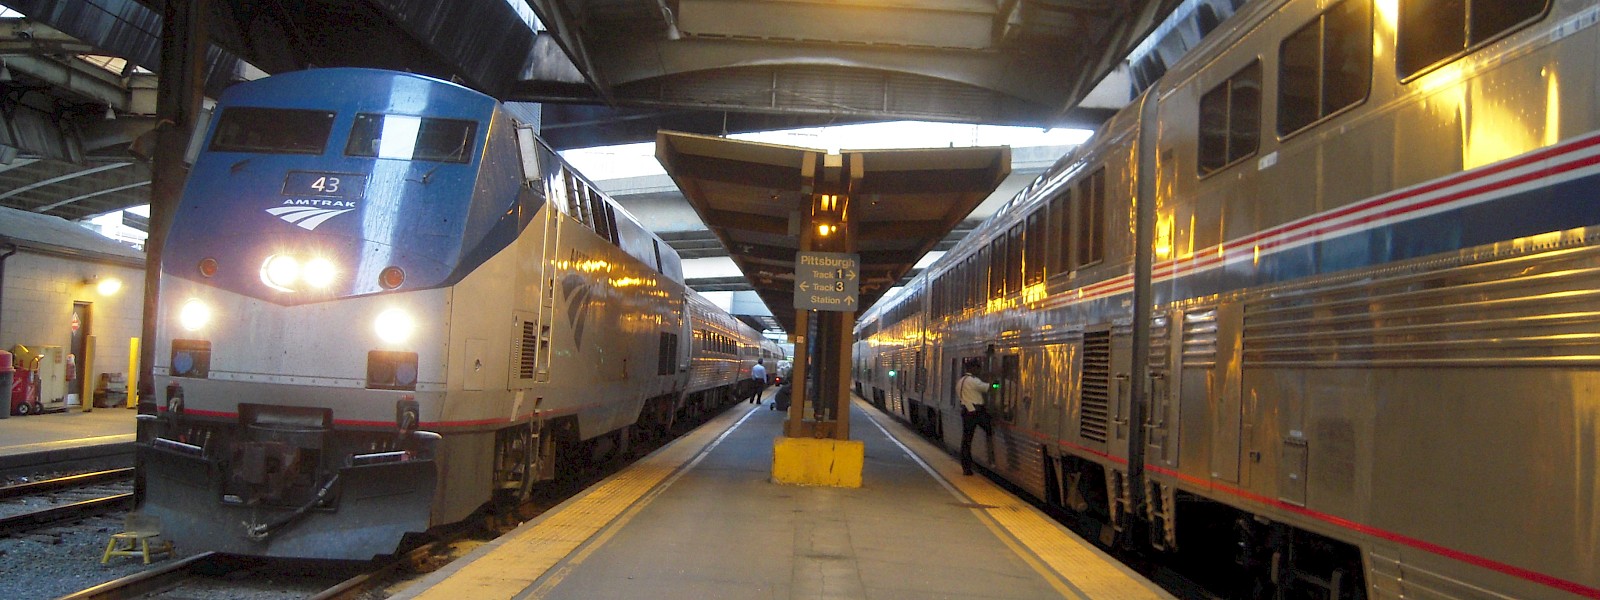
[140,68,773,560]
[857,2,1600,598]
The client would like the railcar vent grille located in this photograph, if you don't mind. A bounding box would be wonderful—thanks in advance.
[519,321,538,380]
[1080,330,1111,444]
[1150,316,1171,377]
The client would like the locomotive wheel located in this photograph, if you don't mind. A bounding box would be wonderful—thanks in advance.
[493,425,537,506]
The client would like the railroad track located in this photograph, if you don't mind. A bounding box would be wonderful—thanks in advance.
[56,552,230,600]
[58,527,481,600]
[0,468,135,536]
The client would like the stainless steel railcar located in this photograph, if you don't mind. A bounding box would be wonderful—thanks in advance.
[856,2,1600,598]
[139,68,774,560]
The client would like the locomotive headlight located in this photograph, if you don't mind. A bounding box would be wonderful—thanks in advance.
[374,308,416,345]
[178,298,212,332]
[261,254,301,291]
[303,257,337,288]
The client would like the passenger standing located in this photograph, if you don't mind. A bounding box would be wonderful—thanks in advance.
[956,364,993,476]
[748,359,768,404]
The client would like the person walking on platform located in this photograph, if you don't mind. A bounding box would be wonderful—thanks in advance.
[748,359,768,404]
[956,364,993,476]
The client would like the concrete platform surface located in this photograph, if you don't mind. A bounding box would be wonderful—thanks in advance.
[0,407,136,470]
[395,394,1173,600]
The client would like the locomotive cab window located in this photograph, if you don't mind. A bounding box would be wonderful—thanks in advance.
[345,114,478,163]
[1198,60,1262,175]
[210,108,335,154]
[1397,0,1549,80]
[1278,0,1371,136]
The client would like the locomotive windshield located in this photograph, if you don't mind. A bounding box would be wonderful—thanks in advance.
[344,113,478,163]
[210,108,336,154]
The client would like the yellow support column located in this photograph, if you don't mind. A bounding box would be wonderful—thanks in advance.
[771,152,863,488]
[127,337,139,408]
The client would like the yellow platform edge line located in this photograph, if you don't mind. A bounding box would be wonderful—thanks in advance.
[399,404,761,600]
[854,397,1175,600]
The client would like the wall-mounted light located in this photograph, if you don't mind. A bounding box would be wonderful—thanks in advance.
[85,276,122,296]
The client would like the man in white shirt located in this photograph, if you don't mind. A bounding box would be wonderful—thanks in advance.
[748,359,768,404]
[955,363,993,476]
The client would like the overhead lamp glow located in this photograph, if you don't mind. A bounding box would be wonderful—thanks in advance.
[178,298,212,332]
[261,254,300,291]
[374,308,416,345]
[303,258,337,288]
[96,277,122,296]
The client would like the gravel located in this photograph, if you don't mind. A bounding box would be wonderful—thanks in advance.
[0,511,152,600]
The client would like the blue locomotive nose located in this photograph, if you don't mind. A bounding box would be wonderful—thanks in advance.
[163,69,506,305]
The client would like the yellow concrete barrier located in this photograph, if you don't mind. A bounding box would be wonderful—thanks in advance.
[771,436,863,487]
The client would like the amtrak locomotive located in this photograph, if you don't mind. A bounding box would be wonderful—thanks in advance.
[141,68,778,559]
[857,1,1600,598]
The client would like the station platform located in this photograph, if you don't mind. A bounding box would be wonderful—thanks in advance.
[395,393,1174,600]
[0,406,136,472]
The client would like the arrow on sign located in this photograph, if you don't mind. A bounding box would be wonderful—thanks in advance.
[844,297,856,305]
[799,281,810,292]
[845,269,856,279]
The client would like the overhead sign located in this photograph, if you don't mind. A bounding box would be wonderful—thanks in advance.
[794,251,860,311]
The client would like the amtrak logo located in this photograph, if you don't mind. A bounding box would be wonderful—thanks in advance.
[561,272,594,349]
[266,200,356,231]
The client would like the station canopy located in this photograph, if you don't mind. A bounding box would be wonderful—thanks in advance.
[657,131,1008,331]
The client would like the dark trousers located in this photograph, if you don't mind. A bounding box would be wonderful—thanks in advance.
[960,405,993,475]
[746,378,766,403]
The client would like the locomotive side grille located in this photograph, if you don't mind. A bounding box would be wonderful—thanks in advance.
[1080,330,1111,444]
[519,320,538,380]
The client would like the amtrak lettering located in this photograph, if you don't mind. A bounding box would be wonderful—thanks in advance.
[265,198,358,231]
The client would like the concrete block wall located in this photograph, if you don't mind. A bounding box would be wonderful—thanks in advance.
[1,250,145,402]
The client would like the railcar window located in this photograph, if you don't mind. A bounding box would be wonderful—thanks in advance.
[1050,191,1073,275]
[210,108,334,154]
[1198,61,1262,175]
[1025,210,1046,285]
[1278,0,1371,135]
[1006,224,1023,294]
[345,114,477,163]
[1075,168,1106,267]
[969,251,983,309]
[988,238,1006,299]
[1397,0,1547,79]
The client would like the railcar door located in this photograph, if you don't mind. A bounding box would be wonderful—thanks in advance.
[1108,322,1134,462]
[1209,302,1244,483]
[1146,311,1183,467]
[993,352,1021,473]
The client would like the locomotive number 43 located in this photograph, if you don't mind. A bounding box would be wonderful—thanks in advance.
[283,171,368,198]
[311,177,341,193]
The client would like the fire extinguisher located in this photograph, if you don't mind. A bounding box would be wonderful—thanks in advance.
[65,353,76,381]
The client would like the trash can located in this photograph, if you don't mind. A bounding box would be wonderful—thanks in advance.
[0,350,12,420]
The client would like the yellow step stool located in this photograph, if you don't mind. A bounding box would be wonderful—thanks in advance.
[101,514,174,564]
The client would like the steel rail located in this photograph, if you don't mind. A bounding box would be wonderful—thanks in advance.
[55,552,222,600]
[0,468,134,501]
[0,492,132,535]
